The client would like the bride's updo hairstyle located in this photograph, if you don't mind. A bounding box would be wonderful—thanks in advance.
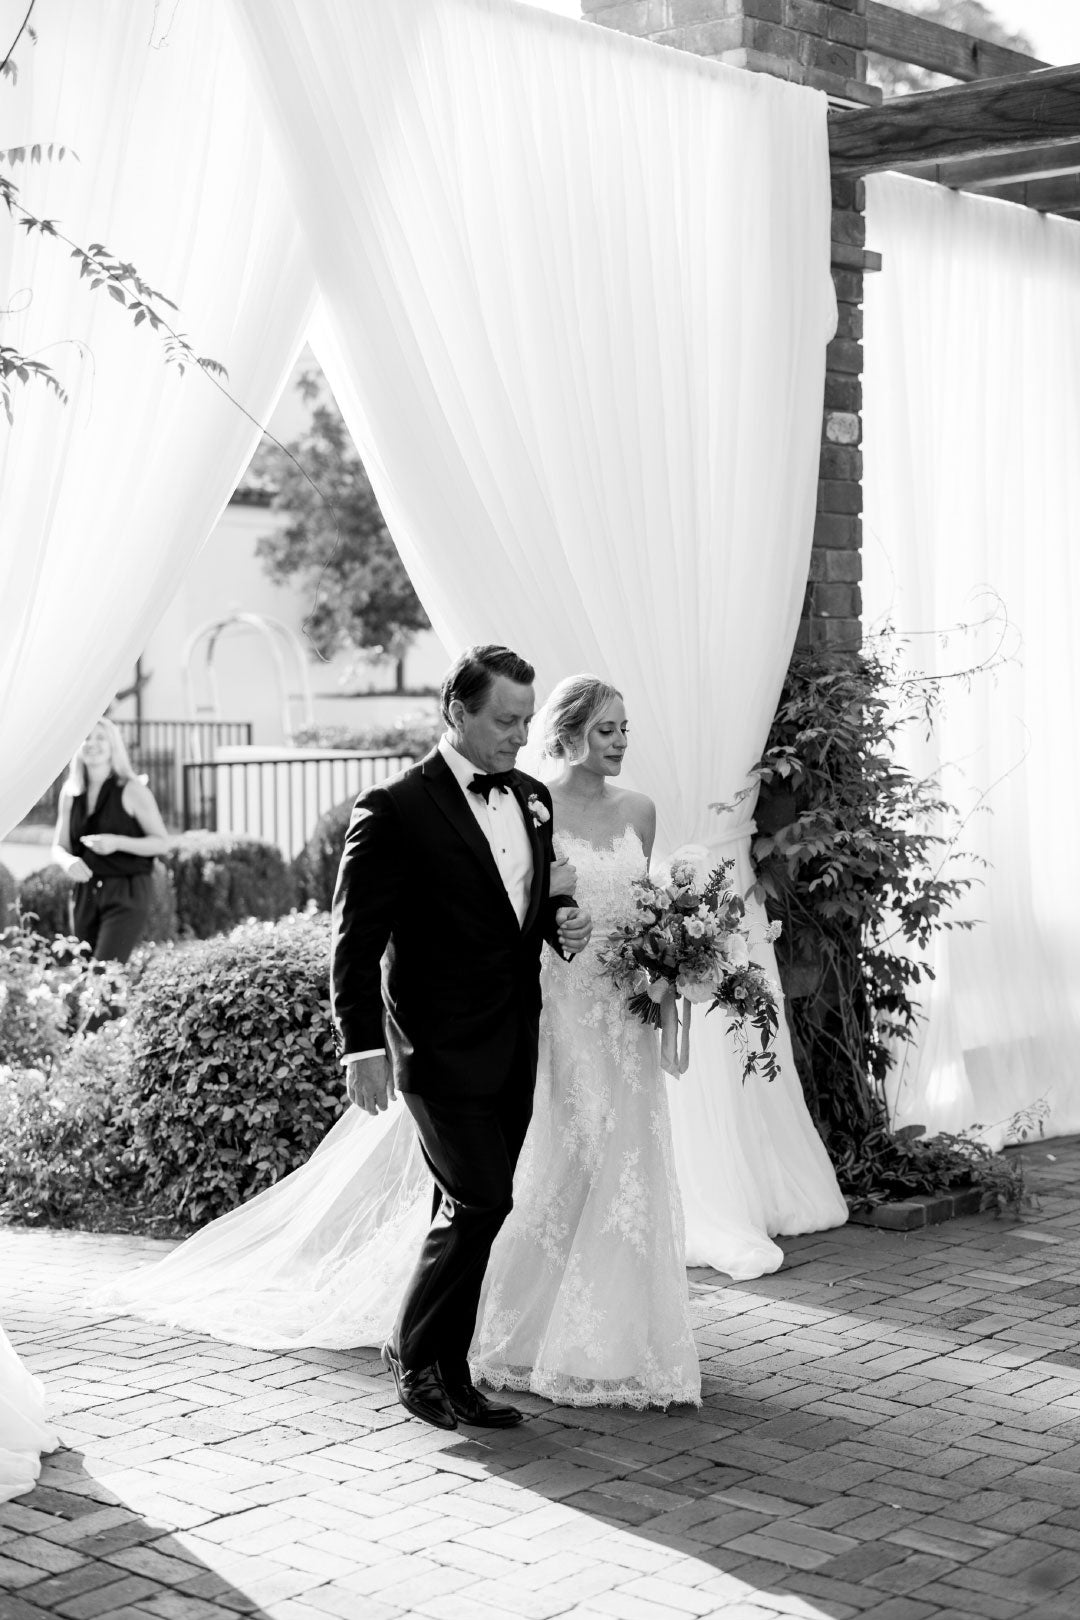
[538,675,622,766]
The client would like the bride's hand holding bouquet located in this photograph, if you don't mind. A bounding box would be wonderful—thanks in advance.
[600,845,781,1080]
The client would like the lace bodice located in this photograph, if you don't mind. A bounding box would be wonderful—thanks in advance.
[550,825,645,988]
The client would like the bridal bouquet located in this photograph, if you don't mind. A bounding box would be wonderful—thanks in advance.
[600,847,782,1081]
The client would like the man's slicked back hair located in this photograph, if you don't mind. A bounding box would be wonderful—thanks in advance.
[440,644,535,726]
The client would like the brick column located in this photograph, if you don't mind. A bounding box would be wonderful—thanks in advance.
[582,0,880,649]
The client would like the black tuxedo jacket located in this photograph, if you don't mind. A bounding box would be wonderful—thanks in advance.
[330,747,569,1098]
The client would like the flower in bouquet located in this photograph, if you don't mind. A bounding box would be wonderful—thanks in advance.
[599,857,782,1080]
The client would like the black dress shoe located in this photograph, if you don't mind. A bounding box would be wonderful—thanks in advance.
[443,1379,524,1428]
[381,1343,457,1430]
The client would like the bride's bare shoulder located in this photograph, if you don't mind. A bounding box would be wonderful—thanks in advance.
[612,787,656,852]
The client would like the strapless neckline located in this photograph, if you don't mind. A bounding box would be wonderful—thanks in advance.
[554,825,644,860]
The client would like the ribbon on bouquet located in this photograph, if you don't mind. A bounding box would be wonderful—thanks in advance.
[657,987,692,1078]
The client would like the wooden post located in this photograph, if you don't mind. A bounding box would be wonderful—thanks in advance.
[583,0,877,649]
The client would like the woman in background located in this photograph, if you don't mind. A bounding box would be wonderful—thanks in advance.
[52,717,170,962]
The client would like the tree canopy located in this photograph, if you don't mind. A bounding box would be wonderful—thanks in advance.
[868,1,1036,98]
[250,370,430,674]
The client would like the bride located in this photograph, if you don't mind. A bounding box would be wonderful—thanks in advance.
[99,675,701,1409]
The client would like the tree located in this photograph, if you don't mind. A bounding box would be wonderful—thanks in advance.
[867,1,1037,98]
[251,370,430,686]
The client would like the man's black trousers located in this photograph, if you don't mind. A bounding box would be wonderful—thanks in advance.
[394,1062,535,1388]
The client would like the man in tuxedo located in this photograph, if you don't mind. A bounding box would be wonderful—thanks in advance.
[331,644,592,1430]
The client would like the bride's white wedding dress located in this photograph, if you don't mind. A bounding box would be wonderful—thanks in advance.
[97,829,699,1407]
[473,829,699,1407]
[0,1324,58,1503]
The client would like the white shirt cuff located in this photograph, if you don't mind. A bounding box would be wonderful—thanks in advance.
[340,1049,383,1066]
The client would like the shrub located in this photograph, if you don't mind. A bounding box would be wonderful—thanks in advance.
[144,863,179,944]
[0,861,16,929]
[18,863,73,938]
[126,912,343,1224]
[0,919,127,1070]
[293,799,352,912]
[0,1023,142,1225]
[291,710,440,758]
[836,1119,1040,1220]
[0,923,71,1069]
[162,832,297,939]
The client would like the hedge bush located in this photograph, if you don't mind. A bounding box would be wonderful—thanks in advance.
[0,861,17,929]
[144,865,179,943]
[0,919,128,1070]
[161,833,296,939]
[0,1023,142,1225]
[292,710,440,758]
[293,799,353,912]
[18,862,73,937]
[126,912,343,1224]
[0,922,74,1070]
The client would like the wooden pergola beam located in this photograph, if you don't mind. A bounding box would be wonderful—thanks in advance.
[866,1,1047,83]
[899,137,1080,190]
[829,63,1080,177]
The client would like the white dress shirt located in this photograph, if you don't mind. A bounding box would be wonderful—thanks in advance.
[342,735,535,1067]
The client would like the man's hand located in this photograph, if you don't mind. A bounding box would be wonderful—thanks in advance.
[556,905,592,956]
[549,856,578,898]
[66,857,93,883]
[346,1053,397,1115]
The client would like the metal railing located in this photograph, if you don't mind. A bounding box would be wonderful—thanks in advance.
[23,720,253,829]
[181,751,412,859]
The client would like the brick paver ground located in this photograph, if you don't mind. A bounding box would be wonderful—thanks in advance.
[4,1141,1080,1620]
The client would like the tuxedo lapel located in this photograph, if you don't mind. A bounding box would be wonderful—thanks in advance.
[421,749,518,924]
[511,775,545,935]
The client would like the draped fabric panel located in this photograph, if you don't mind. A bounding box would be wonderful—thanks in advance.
[864,174,1080,1144]
[0,0,316,839]
[232,0,848,1271]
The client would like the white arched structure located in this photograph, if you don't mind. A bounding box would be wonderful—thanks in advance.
[182,611,315,742]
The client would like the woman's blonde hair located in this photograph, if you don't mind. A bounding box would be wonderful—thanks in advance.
[536,675,622,766]
[65,717,137,796]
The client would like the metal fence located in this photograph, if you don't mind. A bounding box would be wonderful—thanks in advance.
[182,751,412,860]
[23,720,253,829]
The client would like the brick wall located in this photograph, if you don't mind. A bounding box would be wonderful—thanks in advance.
[582,0,879,649]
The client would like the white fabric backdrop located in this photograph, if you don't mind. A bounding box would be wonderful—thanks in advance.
[864,174,1080,1144]
[0,0,316,839]
[231,0,848,1272]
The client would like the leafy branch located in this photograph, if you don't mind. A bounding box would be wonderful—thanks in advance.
[1,165,227,422]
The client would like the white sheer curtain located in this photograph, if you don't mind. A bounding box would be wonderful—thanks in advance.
[232,0,848,1272]
[0,0,316,839]
[864,174,1080,1143]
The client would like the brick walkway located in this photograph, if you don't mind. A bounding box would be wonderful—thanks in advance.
[4,1142,1080,1620]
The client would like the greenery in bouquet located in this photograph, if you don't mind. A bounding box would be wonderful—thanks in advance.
[600,849,781,1079]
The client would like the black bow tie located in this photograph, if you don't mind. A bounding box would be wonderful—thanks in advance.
[468,771,514,802]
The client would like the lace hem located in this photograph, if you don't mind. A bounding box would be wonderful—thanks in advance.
[473,1360,702,1411]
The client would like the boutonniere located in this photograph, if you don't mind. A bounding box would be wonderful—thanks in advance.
[526,793,550,828]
